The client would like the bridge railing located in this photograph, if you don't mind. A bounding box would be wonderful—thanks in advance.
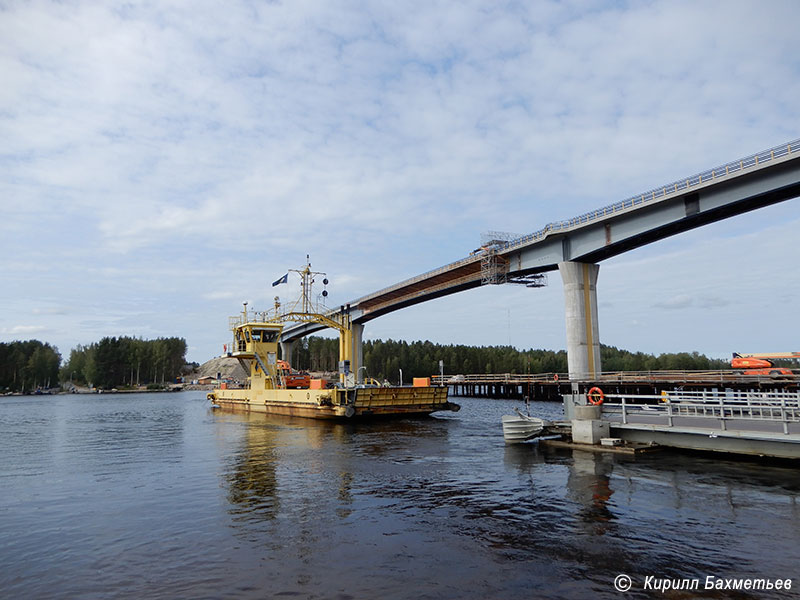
[503,138,800,251]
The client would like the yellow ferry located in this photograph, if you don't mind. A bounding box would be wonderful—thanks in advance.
[207,260,460,419]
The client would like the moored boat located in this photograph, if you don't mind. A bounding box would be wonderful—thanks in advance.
[501,409,546,443]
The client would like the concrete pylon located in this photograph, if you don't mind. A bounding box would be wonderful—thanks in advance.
[558,262,601,380]
[279,340,295,364]
[352,322,364,382]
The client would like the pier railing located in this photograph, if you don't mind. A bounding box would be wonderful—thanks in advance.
[601,389,800,435]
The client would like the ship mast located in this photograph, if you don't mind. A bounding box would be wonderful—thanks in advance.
[278,256,353,384]
[287,255,329,315]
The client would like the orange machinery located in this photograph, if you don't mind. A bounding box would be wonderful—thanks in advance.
[277,359,311,388]
[731,352,799,378]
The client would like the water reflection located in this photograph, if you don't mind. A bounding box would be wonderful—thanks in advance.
[224,419,280,523]
[337,471,354,519]
[218,413,454,530]
[504,442,800,586]
[218,414,357,526]
[566,453,616,534]
[500,444,619,548]
[211,401,800,598]
[5,394,800,599]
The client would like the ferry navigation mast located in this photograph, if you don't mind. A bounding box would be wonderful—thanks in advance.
[287,255,329,314]
[272,256,355,383]
[274,256,342,334]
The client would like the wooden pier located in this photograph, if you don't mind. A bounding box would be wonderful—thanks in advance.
[434,370,797,401]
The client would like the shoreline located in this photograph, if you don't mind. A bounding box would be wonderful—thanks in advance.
[3,384,215,397]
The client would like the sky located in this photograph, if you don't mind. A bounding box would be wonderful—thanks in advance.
[2,0,799,366]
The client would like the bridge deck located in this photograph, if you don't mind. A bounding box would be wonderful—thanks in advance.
[283,137,800,339]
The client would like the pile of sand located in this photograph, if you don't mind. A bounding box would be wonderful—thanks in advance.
[192,356,248,381]
[188,356,335,385]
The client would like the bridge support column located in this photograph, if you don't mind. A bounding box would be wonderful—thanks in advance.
[558,262,601,380]
[352,322,364,383]
[280,340,295,364]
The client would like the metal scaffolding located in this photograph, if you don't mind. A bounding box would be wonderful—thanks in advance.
[479,231,519,285]
[480,247,507,285]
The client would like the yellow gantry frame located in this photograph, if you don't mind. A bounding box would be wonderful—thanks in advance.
[232,259,358,387]
[278,311,354,384]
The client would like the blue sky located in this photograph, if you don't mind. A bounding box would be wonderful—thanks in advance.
[2,0,799,365]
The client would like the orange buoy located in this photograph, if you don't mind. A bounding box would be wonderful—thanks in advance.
[587,386,604,405]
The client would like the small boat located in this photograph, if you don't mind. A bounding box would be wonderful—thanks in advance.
[501,409,546,443]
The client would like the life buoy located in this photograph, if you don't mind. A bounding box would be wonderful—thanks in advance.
[553,374,559,381]
[587,386,604,405]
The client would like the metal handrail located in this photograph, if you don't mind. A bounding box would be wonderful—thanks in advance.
[503,138,800,252]
[601,390,800,433]
[352,138,800,305]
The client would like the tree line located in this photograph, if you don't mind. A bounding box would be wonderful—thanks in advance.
[61,336,188,389]
[287,337,733,382]
[0,340,62,393]
[4,335,782,393]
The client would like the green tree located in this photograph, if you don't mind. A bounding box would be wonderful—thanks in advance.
[0,340,61,392]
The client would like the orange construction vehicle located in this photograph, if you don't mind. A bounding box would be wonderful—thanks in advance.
[277,359,311,388]
[731,352,799,378]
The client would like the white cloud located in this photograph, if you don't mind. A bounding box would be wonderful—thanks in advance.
[652,295,730,311]
[2,325,49,335]
[202,290,237,301]
[653,295,694,310]
[32,307,70,315]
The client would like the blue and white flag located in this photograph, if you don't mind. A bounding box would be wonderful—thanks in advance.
[272,273,288,286]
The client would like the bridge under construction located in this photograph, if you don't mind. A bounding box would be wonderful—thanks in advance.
[280,138,800,385]
[271,138,800,459]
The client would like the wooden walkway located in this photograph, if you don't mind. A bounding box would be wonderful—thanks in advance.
[433,370,797,400]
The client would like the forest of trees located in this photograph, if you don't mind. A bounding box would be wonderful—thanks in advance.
[0,335,757,393]
[0,340,62,393]
[60,336,188,389]
[287,336,732,383]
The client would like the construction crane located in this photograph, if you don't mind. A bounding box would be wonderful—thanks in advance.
[731,352,799,378]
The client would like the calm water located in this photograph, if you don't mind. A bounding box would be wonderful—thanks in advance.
[2,392,800,599]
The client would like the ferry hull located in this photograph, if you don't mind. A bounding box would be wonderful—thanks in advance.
[208,386,459,420]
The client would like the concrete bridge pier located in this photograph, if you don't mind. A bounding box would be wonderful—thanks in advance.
[352,322,364,383]
[280,340,294,364]
[558,261,602,381]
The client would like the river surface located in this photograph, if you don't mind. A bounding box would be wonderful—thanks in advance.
[2,391,799,599]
